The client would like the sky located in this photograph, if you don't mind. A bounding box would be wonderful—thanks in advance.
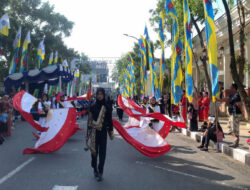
[49,0,159,59]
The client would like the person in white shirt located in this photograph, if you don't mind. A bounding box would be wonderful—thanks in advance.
[141,97,149,109]
[146,97,160,114]
[56,93,73,108]
[146,96,160,130]
[38,94,51,127]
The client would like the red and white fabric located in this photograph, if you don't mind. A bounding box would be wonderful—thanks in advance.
[13,91,48,132]
[118,95,186,139]
[23,108,79,154]
[13,91,81,154]
[112,118,171,157]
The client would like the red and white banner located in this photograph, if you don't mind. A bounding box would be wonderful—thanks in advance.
[113,118,171,157]
[13,91,81,154]
[118,95,186,138]
[13,91,48,132]
[23,108,79,154]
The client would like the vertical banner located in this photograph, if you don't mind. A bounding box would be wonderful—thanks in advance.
[184,0,193,102]
[204,0,219,102]
[20,31,31,72]
[9,27,21,74]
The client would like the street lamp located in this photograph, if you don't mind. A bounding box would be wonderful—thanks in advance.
[123,33,139,41]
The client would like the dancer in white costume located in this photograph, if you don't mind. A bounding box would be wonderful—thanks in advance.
[38,94,51,127]
[146,96,161,131]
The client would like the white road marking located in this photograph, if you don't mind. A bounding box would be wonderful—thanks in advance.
[52,185,78,190]
[0,157,35,185]
[136,161,247,190]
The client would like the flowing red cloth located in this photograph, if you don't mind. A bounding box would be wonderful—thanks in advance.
[112,119,171,157]
[181,96,188,123]
[198,97,204,121]
[202,97,210,121]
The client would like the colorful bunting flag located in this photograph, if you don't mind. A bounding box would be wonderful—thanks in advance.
[36,40,45,69]
[9,27,21,74]
[165,0,183,104]
[0,13,10,36]
[48,52,53,65]
[20,31,31,72]
[54,51,58,65]
[184,0,193,102]
[204,0,219,102]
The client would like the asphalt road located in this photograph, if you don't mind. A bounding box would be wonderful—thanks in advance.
[0,114,250,190]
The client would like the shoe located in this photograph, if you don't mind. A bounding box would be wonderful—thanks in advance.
[197,145,204,149]
[93,169,98,178]
[229,139,239,148]
[200,147,208,151]
[97,174,103,182]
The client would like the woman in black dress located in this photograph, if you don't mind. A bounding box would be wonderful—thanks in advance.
[86,88,114,182]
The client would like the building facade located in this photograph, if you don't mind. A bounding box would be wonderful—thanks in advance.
[192,0,250,93]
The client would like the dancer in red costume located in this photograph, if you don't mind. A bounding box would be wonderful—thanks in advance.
[198,92,204,121]
[202,92,210,122]
[181,90,188,123]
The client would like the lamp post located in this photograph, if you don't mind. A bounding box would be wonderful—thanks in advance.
[123,34,139,41]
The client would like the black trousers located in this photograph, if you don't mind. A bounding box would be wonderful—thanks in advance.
[116,108,123,120]
[91,131,107,174]
[190,110,198,131]
[201,130,217,148]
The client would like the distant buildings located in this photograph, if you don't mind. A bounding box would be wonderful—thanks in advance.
[89,61,108,83]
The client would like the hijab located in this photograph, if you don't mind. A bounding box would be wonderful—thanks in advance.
[91,88,107,121]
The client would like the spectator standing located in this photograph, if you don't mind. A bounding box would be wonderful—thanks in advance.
[198,92,204,121]
[202,92,210,122]
[217,83,242,148]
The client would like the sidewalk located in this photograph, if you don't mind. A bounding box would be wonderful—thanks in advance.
[181,117,250,166]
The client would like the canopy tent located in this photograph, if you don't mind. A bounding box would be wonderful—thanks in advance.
[4,65,74,94]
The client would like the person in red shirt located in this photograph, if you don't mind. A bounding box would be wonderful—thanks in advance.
[198,92,204,121]
[202,92,210,122]
[181,91,188,123]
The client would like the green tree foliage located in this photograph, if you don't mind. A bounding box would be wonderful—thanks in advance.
[79,53,92,74]
[0,0,88,81]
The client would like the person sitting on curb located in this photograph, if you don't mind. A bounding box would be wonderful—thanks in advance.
[198,116,224,151]
[216,83,242,148]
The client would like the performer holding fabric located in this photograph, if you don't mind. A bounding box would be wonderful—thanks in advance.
[38,94,51,127]
[146,96,160,130]
[56,92,73,108]
[202,92,210,122]
[141,97,149,109]
[86,88,114,182]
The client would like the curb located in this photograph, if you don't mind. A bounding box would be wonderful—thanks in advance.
[181,128,250,166]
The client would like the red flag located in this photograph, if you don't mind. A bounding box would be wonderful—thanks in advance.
[23,108,79,154]
[112,119,171,157]
[13,91,48,132]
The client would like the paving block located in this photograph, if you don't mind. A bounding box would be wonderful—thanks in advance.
[245,154,250,166]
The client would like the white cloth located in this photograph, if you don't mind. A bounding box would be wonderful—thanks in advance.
[56,101,73,108]
[146,105,160,114]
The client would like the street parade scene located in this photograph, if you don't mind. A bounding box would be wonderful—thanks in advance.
[0,0,250,190]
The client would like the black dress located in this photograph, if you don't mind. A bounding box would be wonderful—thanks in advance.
[88,100,113,175]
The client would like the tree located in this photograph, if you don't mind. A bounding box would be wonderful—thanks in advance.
[149,0,213,100]
[221,0,250,120]
[0,0,82,80]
